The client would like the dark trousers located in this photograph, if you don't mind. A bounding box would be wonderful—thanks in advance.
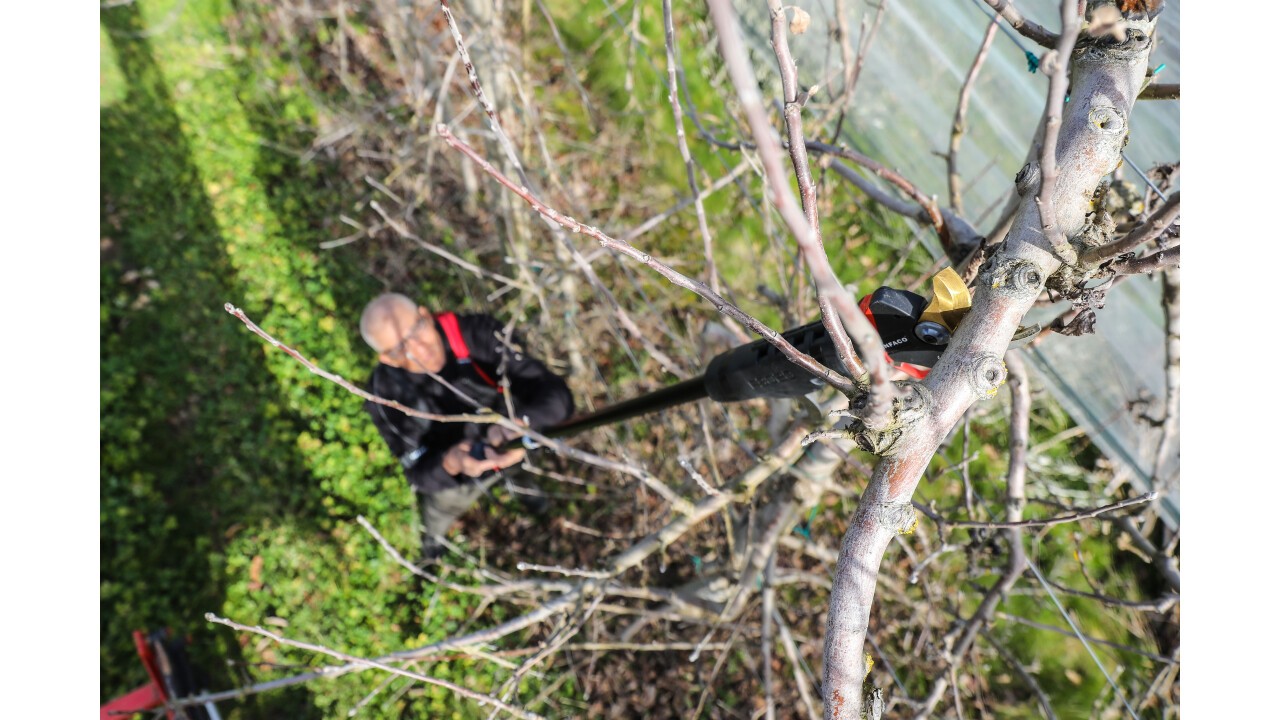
[417,470,545,552]
[419,473,505,542]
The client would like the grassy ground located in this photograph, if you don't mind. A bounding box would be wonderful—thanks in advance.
[101,1,1170,717]
[101,1,455,714]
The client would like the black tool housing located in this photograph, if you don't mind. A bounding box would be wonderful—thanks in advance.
[704,320,849,402]
[862,287,946,369]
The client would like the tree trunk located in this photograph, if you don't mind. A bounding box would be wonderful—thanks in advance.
[822,7,1162,717]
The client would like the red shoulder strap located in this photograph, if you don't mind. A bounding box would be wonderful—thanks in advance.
[434,312,500,390]
[435,312,469,361]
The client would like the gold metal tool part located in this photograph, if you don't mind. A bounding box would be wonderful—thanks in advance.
[919,267,973,331]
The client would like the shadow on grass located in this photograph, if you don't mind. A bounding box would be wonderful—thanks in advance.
[100,3,383,715]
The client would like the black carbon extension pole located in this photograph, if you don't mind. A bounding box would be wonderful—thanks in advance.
[533,375,711,443]
[500,318,866,452]
[499,286,955,453]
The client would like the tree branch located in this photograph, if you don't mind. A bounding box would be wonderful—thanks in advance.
[911,350,1031,719]
[1138,82,1178,100]
[823,0,886,140]
[982,0,1059,48]
[1152,267,1180,494]
[205,614,543,720]
[435,125,857,397]
[937,491,1156,530]
[763,0,867,403]
[805,140,950,248]
[707,0,901,429]
[1081,191,1180,264]
[1110,245,1179,275]
[662,0,724,298]
[822,4,1162,715]
[949,15,1001,214]
[1035,1,1083,264]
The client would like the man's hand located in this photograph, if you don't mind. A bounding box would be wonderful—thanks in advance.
[485,421,526,447]
[442,440,525,478]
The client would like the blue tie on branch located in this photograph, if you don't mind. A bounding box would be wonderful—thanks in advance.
[967,0,1039,73]
[1025,50,1040,74]
[793,503,821,539]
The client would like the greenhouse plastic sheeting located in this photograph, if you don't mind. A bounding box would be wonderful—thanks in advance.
[737,0,1180,526]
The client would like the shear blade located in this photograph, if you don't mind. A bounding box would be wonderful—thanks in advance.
[1009,324,1041,348]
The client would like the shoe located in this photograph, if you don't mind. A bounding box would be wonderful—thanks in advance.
[419,537,446,565]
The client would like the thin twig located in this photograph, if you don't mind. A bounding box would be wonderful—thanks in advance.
[670,75,959,248]
[981,630,1058,720]
[662,0,724,298]
[368,200,529,291]
[707,0,899,426]
[939,492,1156,530]
[996,611,1178,664]
[762,553,777,720]
[773,607,821,720]
[908,543,960,584]
[949,15,1001,214]
[913,350,1032,719]
[357,516,440,582]
[1082,191,1179,264]
[435,124,857,396]
[615,162,750,244]
[764,0,869,398]
[1152,267,1180,494]
[1041,579,1178,613]
[1138,82,1178,100]
[532,0,596,126]
[1117,515,1181,588]
[1136,647,1180,711]
[825,0,886,140]
[982,0,1058,48]
[345,673,399,718]
[1109,245,1179,276]
[516,562,613,579]
[205,614,543,720]
[439,0,528,180]
[1023,561,1142,719]
[804,140,949,248]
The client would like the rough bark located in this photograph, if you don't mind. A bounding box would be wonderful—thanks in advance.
[822,6,1162,717]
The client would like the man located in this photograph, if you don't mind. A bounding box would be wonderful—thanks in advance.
[359,293,574,560]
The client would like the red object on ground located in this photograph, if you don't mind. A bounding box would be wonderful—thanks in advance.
[101,630,196,720]
[101,631,170,719]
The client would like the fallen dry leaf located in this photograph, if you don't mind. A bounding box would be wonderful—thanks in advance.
[248,554,264,591]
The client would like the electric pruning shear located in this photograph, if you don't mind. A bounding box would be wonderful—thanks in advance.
[702,266,980,400]
[486,267,1039,452]
[857,266,973,380]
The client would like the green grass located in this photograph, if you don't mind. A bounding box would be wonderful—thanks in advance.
[100,1,464,715]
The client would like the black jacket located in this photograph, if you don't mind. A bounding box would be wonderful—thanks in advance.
[364,313,574,494]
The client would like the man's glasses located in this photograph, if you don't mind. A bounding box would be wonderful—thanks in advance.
[384,315,430,363]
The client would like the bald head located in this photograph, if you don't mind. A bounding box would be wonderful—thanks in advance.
[360,293,446,373]
[360,293,419,351]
